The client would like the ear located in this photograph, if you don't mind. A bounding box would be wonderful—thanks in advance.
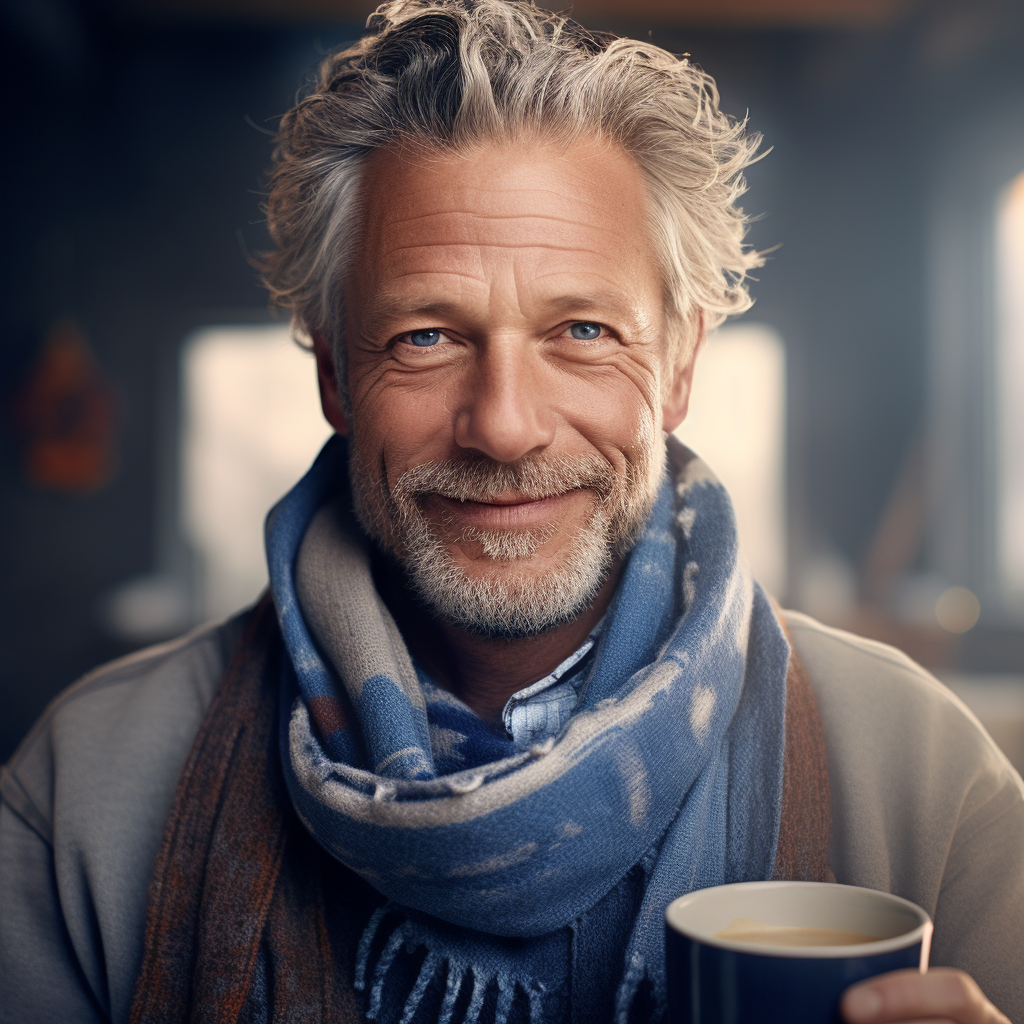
[312,330,350,436]
[661,310,706,434]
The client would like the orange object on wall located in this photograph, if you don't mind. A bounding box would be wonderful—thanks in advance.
[13,319,118,494]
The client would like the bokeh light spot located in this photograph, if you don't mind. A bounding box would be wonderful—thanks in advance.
[935,586,981,634]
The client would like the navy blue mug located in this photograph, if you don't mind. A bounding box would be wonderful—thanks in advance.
[665,881,932,1024]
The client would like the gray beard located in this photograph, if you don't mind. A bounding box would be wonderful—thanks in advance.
[348,439,665,640]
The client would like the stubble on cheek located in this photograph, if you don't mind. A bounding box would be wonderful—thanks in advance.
[341,394,666,638]
[349,423,664,567]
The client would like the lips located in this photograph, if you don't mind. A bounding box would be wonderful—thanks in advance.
[428,490,590,531]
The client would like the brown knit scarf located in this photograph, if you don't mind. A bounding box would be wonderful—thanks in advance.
[129,594,831,1023]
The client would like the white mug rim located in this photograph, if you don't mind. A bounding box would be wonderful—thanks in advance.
[665,881,933,960]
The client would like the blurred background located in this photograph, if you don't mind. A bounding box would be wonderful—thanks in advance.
[3,0,1024,767]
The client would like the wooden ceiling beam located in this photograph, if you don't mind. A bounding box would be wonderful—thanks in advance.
[132,0,919,29]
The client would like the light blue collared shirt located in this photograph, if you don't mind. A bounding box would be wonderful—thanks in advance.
[500,620,603,748]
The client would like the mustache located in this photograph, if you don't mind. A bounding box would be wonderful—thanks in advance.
[390,453,619,506]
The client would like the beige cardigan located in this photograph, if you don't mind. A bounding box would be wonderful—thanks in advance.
[2,610,1022,1023]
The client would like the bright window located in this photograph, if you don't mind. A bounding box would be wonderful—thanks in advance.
[674,323,787,597]
[997,170,1024,600]
[182,324,333,620]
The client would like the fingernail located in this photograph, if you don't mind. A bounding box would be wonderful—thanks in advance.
[844,987,883,1020]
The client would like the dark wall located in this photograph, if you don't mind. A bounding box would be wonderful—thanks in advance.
[0,9,362,759]
[669,27,931,566]
[2,3,1023,762]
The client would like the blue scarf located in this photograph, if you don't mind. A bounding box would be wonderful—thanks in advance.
[267,435,789,1022]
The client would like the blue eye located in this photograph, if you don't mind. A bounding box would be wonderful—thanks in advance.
[569,322,602,341]
[408,329,442,347]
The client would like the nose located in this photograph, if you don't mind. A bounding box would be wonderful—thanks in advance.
[453,340,556,463]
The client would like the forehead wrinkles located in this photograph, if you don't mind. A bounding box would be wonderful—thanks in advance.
[386,171,616,217]
[371,208,628,254]
[367,216,650,295]
[352,140,666,322]
[365,240,639,316]
[363,136,650,209]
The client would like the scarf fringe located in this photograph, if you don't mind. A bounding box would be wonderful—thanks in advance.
[611,848,663,1024]
[370,925,407,1017]
[613,952,645,1024]
[437,961,464,1023]
[356,907,544,1024]
[401,951,441,1024]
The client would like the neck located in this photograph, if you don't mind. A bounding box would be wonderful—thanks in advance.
[376,561,622,723]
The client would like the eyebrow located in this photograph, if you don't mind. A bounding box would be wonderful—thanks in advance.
[359,298,468,339]
[361,292,640,335]
[540,295,621,319]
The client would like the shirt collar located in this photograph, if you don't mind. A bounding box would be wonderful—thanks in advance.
[500,616,605,744]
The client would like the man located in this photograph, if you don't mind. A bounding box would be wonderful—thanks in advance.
[1,2,1022,1022]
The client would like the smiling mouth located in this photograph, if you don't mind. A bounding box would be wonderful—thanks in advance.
[429,490,588,531]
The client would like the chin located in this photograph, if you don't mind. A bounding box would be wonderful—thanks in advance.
[409,528,614,639]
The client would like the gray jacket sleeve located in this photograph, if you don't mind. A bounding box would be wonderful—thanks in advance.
[0,619,235,1024]
[4,609,1023,1022]
[788,611,1024,1023]
[0,801,106,1023]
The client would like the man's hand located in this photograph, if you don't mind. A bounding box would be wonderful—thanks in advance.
[841,968,1011,1024]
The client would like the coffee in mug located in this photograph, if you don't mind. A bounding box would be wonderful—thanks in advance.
[712,918,879,947]
[665,881,932,1024]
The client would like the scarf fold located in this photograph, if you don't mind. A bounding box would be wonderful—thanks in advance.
[131,437,832,1024]
[269,435,795,1016]
[129,595,364,1024]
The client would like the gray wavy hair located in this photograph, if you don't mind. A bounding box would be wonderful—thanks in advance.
[259,0,764,366]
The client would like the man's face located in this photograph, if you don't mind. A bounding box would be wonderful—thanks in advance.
[322,136,694,637]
